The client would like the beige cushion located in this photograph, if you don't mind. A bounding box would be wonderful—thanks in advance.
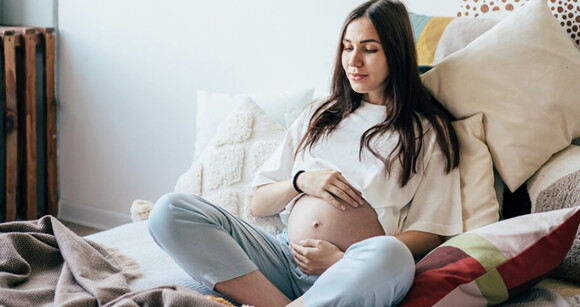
[422,0,580,191]
[453,113,499,231]
[175,97,286,234]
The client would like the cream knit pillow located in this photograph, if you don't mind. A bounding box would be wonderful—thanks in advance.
[175,97,286,234]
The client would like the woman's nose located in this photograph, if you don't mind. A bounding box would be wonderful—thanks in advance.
[349,50,363,67]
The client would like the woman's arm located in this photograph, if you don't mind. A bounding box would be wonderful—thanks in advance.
[250,180,298,217]
[395,230,443,258]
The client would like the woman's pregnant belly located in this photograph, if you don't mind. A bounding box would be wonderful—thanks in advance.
[287,195,386,251]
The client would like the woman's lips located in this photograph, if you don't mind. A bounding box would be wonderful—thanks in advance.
[350,73,368,81]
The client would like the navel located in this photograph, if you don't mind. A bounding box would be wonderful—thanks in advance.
[312,220,322,228]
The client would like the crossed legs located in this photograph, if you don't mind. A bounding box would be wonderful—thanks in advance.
[148,193,414,307]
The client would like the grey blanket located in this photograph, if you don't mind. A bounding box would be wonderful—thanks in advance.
[0,216,226,307]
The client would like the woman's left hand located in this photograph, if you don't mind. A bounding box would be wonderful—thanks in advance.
[290,239,344,275]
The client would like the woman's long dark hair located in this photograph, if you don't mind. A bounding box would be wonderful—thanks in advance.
[295,0,459,187]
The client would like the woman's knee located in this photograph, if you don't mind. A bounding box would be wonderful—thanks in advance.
[148,193,209,241]
[148,192,181,240]
[353,236,415,275]
[305,237,416,306]
[348,236,415,298]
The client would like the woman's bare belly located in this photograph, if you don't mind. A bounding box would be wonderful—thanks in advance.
[287,195,386,251]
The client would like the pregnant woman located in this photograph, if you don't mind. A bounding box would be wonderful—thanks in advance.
[149,0,463,306]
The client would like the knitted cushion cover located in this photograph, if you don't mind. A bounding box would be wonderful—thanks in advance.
[174,97,287,235]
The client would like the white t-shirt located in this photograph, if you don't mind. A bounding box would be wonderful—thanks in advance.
[251,100,463,237]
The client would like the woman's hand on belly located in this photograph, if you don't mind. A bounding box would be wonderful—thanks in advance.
[295,169,368,211]
[289,239,344,275]
[288,196,385,252]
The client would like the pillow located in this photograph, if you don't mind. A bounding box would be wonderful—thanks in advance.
[534,171,580,283]
[194,88,314,160]
[175,97,286,235]
[528,145,580,283]
[527,145,580,211]
[421,0,580,192]
[452,113,500,231]
[410,12,501,65]
[400,206,580,306]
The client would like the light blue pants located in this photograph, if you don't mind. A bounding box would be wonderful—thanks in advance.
[148,193,415,306]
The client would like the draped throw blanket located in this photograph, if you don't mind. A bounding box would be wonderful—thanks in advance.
[0,216,226,307]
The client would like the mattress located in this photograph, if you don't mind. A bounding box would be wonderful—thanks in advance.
[87,221,580,306]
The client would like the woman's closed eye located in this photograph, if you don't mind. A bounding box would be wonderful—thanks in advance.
[342,45,379,53]
[342,47,378,53]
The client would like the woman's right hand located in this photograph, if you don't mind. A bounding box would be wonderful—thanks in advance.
[295,170,368,211]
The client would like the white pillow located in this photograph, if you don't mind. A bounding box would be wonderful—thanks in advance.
[453,113,500,231]
[422,0,580,192]
[194,88,314,160]
[527,145,580,212]
[176,97,287,234]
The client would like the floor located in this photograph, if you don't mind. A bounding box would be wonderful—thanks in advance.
[60,220,102,236]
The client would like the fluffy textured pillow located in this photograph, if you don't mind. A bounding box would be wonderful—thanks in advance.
[534,171,580,283]
[527,145,580,283]
[400,206,580,306]
[422,0,580,192]
[452,113,499,231]
[410,13,500,65]
[194,88,314,160]
[528,145,580,211]
[175,97,286,234]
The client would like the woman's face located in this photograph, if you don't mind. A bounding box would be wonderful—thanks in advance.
[341,17,389,105]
